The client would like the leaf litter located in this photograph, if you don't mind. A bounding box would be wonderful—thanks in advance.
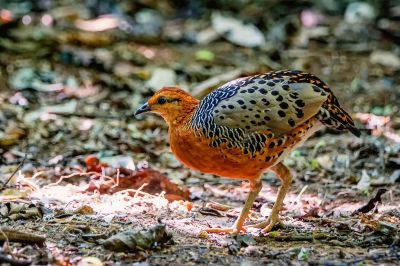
[0,0,400,265]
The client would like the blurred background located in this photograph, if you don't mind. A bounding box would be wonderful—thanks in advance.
[0,0,399,173]
[1,1,400,264]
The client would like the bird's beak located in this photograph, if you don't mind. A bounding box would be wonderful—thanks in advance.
[135,102,151,116]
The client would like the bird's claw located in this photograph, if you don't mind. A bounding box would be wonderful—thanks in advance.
[261,216,283,234]
[203,225,247,235]
[247,215,283,233]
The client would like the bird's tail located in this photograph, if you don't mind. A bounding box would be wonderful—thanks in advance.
[318,103,361,137]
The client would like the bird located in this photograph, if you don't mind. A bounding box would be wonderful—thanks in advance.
[135,70,360,234]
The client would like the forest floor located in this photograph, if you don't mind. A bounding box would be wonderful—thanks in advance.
[1,1,400,265]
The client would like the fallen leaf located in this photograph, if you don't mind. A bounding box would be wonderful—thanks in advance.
[370,50,400,69]
[84,156,189,201]
[75,205,94,215]
[212,12,265,47]
[23,100,78,123]
[357,170,371,190]
[101,224,172,251]
[77,257,103,266]
[75,15,119,32]
[146,68,177,91]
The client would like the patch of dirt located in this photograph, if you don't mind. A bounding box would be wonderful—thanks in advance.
[1,0,400,265]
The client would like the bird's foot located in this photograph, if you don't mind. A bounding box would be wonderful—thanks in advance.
[203,224,247,235]
[247,215,283,233]
[261,215,283,233]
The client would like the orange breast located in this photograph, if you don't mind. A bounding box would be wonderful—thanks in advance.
[169,118,322,180]
[169,128,274,180]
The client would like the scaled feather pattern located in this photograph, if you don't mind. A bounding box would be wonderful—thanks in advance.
[136,70,360,234]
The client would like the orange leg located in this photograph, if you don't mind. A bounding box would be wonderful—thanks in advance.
[249,163,292,233]
[204,179,262,234]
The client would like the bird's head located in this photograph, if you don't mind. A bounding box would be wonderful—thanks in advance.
[135,87,199,124]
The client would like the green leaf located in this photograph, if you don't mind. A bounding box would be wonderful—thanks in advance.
[195,50,215,61]
[297,247,310,261]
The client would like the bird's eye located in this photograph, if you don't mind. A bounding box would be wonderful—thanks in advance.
[157,96,167,104]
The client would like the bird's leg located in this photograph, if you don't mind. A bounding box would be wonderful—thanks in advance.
[204,179,262,234]
[249,163,292,233]
[233,179,262,230]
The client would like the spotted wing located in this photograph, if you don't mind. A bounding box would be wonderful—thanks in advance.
[210,76,328,136]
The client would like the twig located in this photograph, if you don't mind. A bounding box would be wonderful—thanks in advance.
[0,228,45,244]
[205,201,233,211]
[1,153,27,191]
[353,188,388,214]
[199,207,225,217]
[295,185,308,202]
[261,232,313,242]
[191,68,252,99]
[45,171,101,187]
[114,188,156,198]
[49,112,129,120]
[133,183,148,198]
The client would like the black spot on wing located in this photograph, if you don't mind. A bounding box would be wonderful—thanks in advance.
[279,102,289,109]
[278,110,286,117]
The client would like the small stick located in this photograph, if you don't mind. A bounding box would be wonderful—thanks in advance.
[191,69,247,99]
[114,188,155,198]
[353,188,388,214]
[265,233,313,242]
[48,112,129,120]
[295,185,308,202]
[45,171,102,187]
[0,228,45,244]
[206,201,233,211]
[1,153,27,190]
[134,183,148,198]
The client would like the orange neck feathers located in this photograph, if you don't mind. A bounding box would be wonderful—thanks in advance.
[145,87,200,126]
